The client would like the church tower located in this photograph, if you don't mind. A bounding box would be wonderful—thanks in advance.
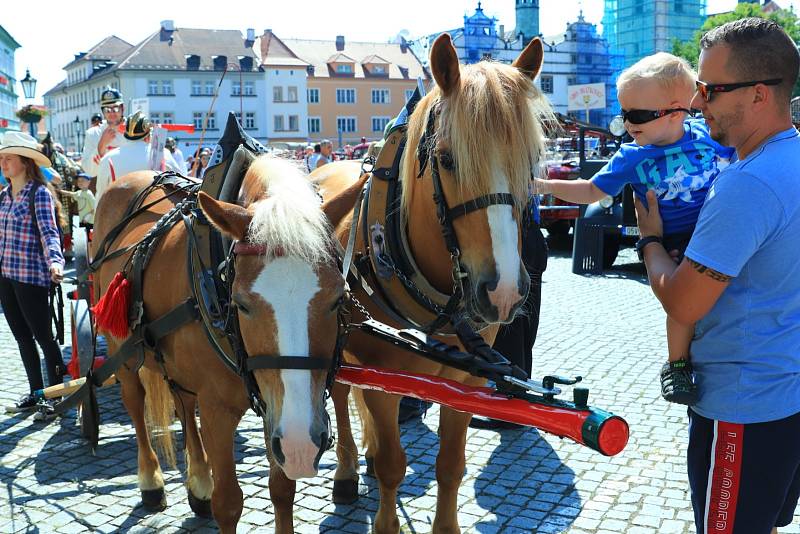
[516,0,540,45]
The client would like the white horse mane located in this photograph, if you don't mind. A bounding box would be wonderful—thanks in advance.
[246,155,332,264]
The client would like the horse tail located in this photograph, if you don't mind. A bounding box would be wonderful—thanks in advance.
[140,366,177,468]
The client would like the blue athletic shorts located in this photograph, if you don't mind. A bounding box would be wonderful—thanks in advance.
[687,408,800,534]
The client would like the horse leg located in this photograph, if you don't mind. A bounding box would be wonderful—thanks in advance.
[332,381,360,503]
[172,390,213,518]
[362,390,405,534]
[432,406,471,534]
[268,461,297,534]
[199,397,245,534]
[117,364,166,511]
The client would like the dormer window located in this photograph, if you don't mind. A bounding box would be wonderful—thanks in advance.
[213,55,227,71]
[372,65,385,74]
[336,64,353,74]
[239,56,253,71]
[185,54,200,71]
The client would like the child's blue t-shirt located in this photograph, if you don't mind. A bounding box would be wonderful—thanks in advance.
[591,119,735,235]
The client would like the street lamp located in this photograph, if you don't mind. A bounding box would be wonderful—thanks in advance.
[20,70,37,99]
[74,115,82,152]
[19,69,38,136]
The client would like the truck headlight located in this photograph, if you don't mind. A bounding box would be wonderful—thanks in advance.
[599,195,614,209]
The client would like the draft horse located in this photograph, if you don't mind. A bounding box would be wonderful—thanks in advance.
[91,156,346,533]
[313,34,553,533]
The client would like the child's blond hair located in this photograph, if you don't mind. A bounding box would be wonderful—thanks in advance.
[617,52,696,96]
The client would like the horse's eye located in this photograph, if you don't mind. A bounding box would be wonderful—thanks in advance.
[233,296,251,316]
[440,151,455,172]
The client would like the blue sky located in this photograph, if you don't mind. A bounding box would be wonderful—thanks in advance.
[5,0,738,104]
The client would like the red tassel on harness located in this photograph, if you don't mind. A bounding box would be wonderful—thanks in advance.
[92,271,131,339]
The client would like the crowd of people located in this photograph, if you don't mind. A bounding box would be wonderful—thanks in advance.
[0,16,798,533]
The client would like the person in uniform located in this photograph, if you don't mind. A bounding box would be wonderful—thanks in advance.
[95,111,154,201]
[81,87,128,178]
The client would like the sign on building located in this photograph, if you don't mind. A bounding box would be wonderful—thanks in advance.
[129,98,150,118]
[567,83,606,121]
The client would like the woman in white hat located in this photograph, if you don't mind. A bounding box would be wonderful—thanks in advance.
[0,131,66,418]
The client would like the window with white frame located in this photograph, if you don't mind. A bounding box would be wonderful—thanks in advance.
[161,80,173,95]
[540,75,553,94]
[148,80,159,95]
[372,65,386,74]
[273,86,283,103]
[337,117,356,133]
[232,81,242,96]
[336,64,353,74]
[308,88,319,104]
[288,115,298,131]
[308,117,321,134]
[372,116,390,132]
[207,112,216,129]
[204,81,215,95]
[191,80,202,96]
[244,81,255,96]
[151,112,162,123]
[336,88,356,104]
[274,115,284,131]
[193,112,204,129]
[245,112,256,129]
[162,112,174,124]
[405,89,415,102]
[371,88,390,104]
[287,86,298,102]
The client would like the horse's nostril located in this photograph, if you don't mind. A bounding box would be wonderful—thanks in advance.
[271,436,285,465]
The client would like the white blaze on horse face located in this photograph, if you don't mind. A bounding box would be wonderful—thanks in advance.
[250,256,322,480]
[486,171,522,322]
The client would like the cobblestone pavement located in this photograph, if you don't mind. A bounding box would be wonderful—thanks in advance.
[1,237,799,533]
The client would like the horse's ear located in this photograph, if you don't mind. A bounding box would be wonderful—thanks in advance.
[321,173,369,228]
[198,191,252,241]
[430,33,460,96]
[512,37,544,80]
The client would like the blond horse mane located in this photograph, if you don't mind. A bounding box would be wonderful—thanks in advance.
[244,155,332,264]
[401,60,554,215]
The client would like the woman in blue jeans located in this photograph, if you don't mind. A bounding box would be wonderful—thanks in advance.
[0,132,65,419]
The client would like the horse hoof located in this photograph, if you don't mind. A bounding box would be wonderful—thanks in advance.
[365,456,375,477]
[141,488,167,512]
[332,479,359,504]
[187,489,213,518]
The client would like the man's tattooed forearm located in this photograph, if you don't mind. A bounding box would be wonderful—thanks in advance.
[688,259,733,282]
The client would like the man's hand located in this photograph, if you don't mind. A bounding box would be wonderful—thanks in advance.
[634,190,663,238]
[50,264,63,284]
[97,127,116,157]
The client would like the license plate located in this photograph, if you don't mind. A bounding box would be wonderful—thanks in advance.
[622,226,640,236]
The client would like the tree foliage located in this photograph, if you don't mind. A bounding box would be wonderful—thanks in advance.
[672,3,800,96]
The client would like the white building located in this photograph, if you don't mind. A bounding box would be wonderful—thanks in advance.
[44,22,267,156]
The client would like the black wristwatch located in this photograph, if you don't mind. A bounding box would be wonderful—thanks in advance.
[635,235,662,262]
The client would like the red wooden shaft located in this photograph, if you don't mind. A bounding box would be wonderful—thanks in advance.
[335,364,628,456]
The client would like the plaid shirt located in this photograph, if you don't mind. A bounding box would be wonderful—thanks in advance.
[0,181,65,287]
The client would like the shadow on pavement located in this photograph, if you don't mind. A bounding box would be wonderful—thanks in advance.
[473,429,580,533]
[319,414,439,533]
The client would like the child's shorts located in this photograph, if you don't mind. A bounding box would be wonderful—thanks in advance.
[687,408,800,534]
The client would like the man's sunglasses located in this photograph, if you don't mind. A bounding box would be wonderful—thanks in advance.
[620,108,691,125]
[695,78,782,102]
[102,106,121,113]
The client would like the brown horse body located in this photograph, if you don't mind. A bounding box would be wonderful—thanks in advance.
[92,156,345,534]
[314,33,552,533]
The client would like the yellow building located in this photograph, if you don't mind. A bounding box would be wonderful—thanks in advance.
[261,31,429,146]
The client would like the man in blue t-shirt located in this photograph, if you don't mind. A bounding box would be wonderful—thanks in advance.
[635,18,800,534]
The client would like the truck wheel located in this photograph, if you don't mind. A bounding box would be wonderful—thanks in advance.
[603,234,620,269]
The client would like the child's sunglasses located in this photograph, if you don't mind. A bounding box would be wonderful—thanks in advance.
[619,108,691,125]
[694,79,782,102]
